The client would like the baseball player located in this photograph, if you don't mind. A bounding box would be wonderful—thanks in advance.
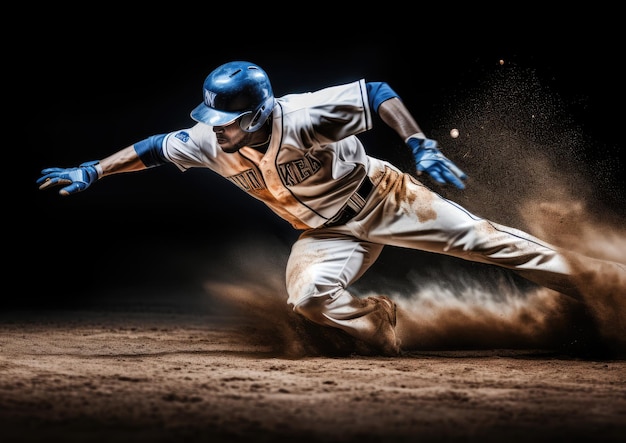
[37,61,625,356]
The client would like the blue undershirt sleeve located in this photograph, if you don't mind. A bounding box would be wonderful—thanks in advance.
[133,134,168,167]
[366,82,400,113]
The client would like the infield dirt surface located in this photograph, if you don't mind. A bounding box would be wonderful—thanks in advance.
[1,297,625,443]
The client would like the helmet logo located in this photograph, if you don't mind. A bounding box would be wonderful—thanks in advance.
[204,90,217,107]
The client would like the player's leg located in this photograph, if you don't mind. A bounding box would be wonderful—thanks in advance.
[285,232,400,355]
[353,164,625,301]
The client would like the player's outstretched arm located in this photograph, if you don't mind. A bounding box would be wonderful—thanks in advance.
[37,145,149,196]
[376,96,467,189]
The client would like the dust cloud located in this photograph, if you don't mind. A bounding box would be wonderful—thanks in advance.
[202,63,625,359]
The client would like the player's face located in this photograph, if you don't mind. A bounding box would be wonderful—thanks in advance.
[213,119,256,154]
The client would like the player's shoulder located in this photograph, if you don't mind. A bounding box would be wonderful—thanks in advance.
[278,79,365,108]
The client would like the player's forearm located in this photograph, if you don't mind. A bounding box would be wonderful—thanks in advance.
[98,133,169,178]
[377,97,423,141]
[98,146,148,178]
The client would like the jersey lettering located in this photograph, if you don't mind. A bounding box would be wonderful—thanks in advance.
[226,152,323,193]
[278,152,322,186]
[227,169,264,191]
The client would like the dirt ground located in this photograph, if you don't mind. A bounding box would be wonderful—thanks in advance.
[1,300,625,443]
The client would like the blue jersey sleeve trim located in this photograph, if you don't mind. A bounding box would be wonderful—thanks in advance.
[134,134,168,167]
[366,82,399,113]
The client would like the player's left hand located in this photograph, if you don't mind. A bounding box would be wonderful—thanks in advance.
[407,136,467,189]
[37,160,100,196]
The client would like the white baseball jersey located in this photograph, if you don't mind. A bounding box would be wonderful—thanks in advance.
[161,79,372,230]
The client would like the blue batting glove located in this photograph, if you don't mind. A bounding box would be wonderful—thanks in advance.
[37,160,101,196]
[407,135,467,189]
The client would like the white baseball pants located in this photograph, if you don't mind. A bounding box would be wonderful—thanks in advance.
[285,158,625,351]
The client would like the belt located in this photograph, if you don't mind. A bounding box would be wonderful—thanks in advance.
[324,177,374,227]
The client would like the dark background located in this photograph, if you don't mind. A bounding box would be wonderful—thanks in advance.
[15,16,624,311]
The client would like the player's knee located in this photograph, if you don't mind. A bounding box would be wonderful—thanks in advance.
[287,277,341,303]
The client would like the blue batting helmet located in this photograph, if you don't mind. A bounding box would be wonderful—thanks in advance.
[190,61,275,132]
